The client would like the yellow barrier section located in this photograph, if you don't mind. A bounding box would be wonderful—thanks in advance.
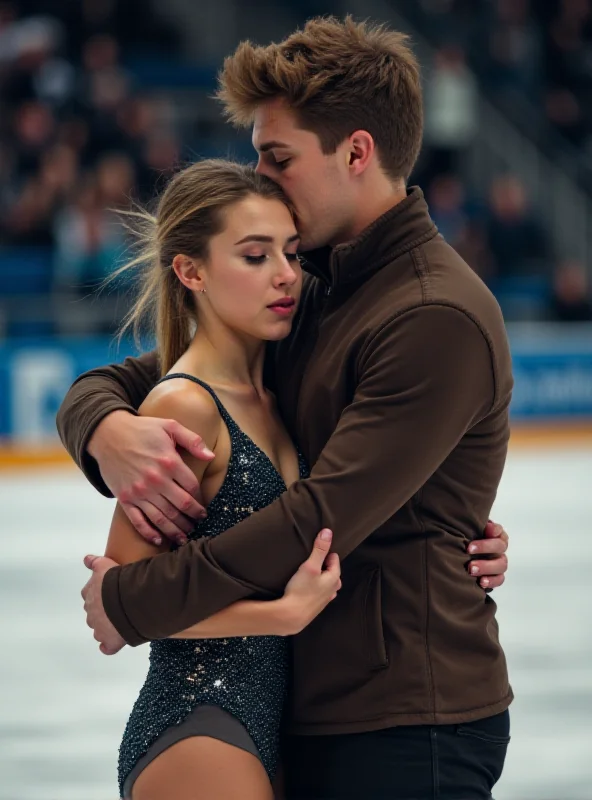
[1,423,592,470]
[0,445,74,470]
[508,423,592,447]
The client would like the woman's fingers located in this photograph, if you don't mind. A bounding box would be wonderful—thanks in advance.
[324,552,340,573]
[304,529,334,573]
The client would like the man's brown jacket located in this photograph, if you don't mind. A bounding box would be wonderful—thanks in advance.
[58,188,514,734]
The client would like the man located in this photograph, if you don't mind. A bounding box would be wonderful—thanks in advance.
[62,17,513,799]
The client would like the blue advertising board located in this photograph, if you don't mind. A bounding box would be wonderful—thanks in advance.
[507,325,592,419]
[0,325,591,443]
[0,337,137,443]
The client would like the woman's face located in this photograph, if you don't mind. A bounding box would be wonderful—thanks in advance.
[198,195,302,341]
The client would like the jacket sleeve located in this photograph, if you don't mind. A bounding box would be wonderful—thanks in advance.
[56,351,160,496]
[102,305,501,645]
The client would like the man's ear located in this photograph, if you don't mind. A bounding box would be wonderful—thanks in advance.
[346,130,375,176]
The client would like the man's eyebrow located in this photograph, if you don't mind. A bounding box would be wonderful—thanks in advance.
[234,234,300,245]
[257,140,291,153]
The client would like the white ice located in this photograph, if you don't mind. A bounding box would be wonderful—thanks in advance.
[1,447,591,800]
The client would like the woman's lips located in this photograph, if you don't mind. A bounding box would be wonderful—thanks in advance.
[267,298,296,316]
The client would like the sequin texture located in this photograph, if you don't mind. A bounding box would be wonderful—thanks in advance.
[117,375,308,796]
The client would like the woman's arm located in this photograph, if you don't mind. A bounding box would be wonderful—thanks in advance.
[105,503,297,637]
[104,381,341,639]
[105,501,340,640]
[171,530,341,639]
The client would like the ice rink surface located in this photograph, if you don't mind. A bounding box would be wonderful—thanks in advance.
[1,446,591,800]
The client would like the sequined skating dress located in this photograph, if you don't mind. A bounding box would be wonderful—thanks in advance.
[118,374,307,797]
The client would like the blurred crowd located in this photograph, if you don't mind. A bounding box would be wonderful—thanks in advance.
[412,0,592,322]
[0,1,180,304]
[0,0,591,335]
[408,0,592,176]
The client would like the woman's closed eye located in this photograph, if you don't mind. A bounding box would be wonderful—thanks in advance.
[243,253,302,266]
[274,158,291,171]
[244,254,268,265]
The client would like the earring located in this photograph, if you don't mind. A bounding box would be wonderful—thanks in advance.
[199,288,206,294]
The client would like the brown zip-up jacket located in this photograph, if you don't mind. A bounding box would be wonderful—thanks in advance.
[57,188,514,733]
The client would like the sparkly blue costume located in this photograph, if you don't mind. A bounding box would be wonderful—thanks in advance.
[117,375,307,796]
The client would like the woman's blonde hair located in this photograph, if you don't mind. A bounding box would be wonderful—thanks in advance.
[114,159,289,374]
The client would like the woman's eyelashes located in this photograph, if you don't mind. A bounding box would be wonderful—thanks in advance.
[274,158,291,171]
[243,252,302,265]
[244,254,267,265]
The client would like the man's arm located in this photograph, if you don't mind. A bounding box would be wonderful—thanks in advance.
[56,351,213,543]
[56,351,160,494]
[102,305,511,646]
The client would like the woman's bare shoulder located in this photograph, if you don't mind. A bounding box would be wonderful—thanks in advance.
[139,376,222,448]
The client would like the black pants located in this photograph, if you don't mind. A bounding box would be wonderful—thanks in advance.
[282,710,510,800]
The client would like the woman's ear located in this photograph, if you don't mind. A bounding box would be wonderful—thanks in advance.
[172,255,205,293]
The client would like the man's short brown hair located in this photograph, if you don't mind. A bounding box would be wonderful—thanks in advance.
[217,16,423,181]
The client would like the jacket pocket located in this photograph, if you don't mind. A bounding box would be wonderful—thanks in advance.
[362,566,389,671]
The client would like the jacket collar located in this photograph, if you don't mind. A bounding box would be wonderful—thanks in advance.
[303,186,438,289]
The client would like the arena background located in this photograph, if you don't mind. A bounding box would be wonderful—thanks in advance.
[1,1,591,798]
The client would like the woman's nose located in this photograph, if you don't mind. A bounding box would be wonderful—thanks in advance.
[276,257,299,285]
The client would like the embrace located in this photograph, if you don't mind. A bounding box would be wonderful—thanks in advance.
[59,17,513,800]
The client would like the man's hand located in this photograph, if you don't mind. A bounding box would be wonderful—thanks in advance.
[81,554,126,655]
[466,520,509,589]
[280,529,342,634]
[88,411,215,546]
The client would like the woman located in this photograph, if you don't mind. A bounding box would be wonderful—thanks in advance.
[103,159,341,799]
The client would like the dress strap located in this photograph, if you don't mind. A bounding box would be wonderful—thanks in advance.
[157,373,235,427]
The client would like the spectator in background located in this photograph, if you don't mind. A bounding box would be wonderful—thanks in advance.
[550,259,592,321]
[426,173,469,243]
[3,173,56,246]
[427,173,493,280]
[483,0,542,96]
[53,153,135,294]
[423,45,478,178]
[136,131,181,199]
[10,100,56,177]
[544,86,589,147]
[38,143,79,204]
[79,34,132,157]
[486,174,551,277]
[545,0,592,99]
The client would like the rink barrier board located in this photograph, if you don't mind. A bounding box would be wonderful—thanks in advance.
[1,423,592,470]
[0,326,591,453]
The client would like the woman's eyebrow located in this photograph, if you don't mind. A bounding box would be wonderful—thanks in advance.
[234,234,300,246]
[234,235,273,245]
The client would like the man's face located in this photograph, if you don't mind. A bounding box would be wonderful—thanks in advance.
[253,99,355,251]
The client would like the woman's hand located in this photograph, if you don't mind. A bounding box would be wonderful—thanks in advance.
[279,529,342,635]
